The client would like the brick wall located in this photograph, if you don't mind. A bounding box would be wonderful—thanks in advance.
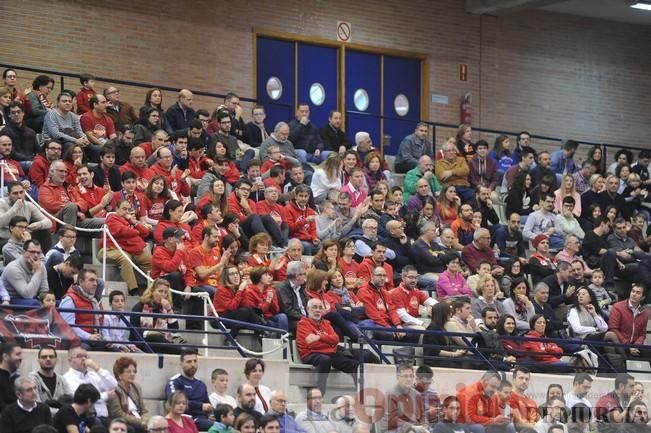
[2,0,650,154]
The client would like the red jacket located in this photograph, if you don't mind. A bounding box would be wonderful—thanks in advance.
[1,157,24,181]
[389,285,430,318]
[284,201,316,241]
[305,289,338,313]
[357,282,400,327]
[226,192,256,221]
[242,284,281,318]
[608,300,650,345]
[296,316,339,359]
[76,183,110,217]
[76,87,96,114]
[255,200,287,221]
[65,287,103,334]
[520,330,563,363]
[118,162,154,192]
[456,381,502,425]
[150,163,190,198]
[358,258,394,290]
[188,156,209,180]
[212,285,245,315]
[151,245,193,286]
[28,155,51,187]
[222,161,240,185]
[102,213,148,254]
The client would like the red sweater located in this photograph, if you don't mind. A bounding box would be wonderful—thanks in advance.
[151,245,193,286]
[305,289,339,313]
[255,200,287,220]
[357,282,400,327]
[284,201,316,241]
[153,220,192,246]
[102,213,148,254]
[296,316,339,359]
[76,183,110,217]
[521,330,563,363]
[28,155,51,187]
[118,162,154,192]
[226,192,256,221]
[457,381,502,425]
[389,285,430,318]
[212,285,245,315]
[151,163,190,198]
[242,284,280,318]
[358,258,394,290]
[76,87,96,114]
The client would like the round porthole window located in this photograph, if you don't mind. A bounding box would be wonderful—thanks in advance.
[266,77,283,100]
[309,83,326,106]
[394,94,409,117]
[353,88,369,111]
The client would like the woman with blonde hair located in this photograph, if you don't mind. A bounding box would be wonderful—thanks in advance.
[310,152,342,204]
[130,279,182,354]
[471,274,506,319]
[554,173,581,217]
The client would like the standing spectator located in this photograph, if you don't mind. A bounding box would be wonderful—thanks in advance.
[2,240,48,306]
[396,123,433,173]
[75,73,96,115]
[165,349,213,431]
[62,346,118,422]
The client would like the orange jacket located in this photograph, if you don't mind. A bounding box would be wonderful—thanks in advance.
[456,380,501,425]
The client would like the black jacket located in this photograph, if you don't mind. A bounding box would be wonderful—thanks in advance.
[92,164,122,192]
[164,103,196,134]
[319,125,352,152]
[411,238,445,274]
[4,121,39,161]
[276,281,308,323]
[244,122,269,148]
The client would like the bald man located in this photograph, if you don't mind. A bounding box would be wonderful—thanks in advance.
[404,155,441,199]
[165,89,196,133]
[118,147,154,192]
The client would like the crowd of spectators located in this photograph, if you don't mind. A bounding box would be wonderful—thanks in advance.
[1,69,651,432]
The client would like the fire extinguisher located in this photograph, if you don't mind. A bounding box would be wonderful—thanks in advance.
[460,92,472,124]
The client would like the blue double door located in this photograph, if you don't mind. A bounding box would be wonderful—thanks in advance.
[256,36,421,155]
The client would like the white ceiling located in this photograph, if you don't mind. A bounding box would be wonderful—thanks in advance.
[541,0,651,25]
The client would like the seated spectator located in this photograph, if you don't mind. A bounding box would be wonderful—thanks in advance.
[494,213,528,264]
[341,167,368,209]
[42,91,90,148]
[260,122,305,172]
[502,278,535,332]
[208,369,236,409]
[62,346,117,422]
[29,139,62,188]
[2,239,48,306]
[295,388,338,433]
[395,122,433,173]
[489,135,518,178]
[444,298,480,353]
[310,153,342,204]
[244,105,270,147]
[557,197,585,240]
[0,376,52,433]
[0,133,30,190]
[260,142,293,176]
[45,225,80,268]
[27,346,68,416]
[496,314,526,361]
[407,178,436,215]
[424,302,465,367]
[143,175,173,225]
[165,89,196,134]
[554,236,591,279]
[133,106,160,145]
[151,147,191,199]
[456,371,514,433]
[432,395,470,433]
[534,396,567,433]
[601,175,629,219]
[242,266,288,332]
[285,184,319,254]
[296,298,360,395]
[521,315,568,370]
[102,290,141,353]
[196,178,227,214]
[151,227,193,306]
[254,187,289,246]
[462,228,505,278]
[119,147,155,192]
[554,174,582,217]
[468,260,493,294]
[60,268,108,350]
[502,147,534,194]
[211,265,263,337]
[358,242,395,290]
[46,257,82,304]
[165,391,200,433]
[316,199,344,242]
[450,203,476,246]
[100,199,152,294]
[283,164,315,205]
[80,94,117,161]
[107,357,150,433]
[469,140,499,193]
[74,164,113,219]
[276,261,309,334]
[389,265,437,330]
[471,275,506,319]
[608,284,651,364]
[153,200,193,246]
[327,268,367,324]
[551,140,579,177]
[52,383,100,433]
[3,216,32,263]
[437,254,472,300]
[289,103,326,164]
[435,139,474,203]
[385,219,416,278]
[363,151,392,192]
[506,171,537,223]
[436,185,461,226]
[568,287,618,346]
[4,101,39,169]
[273,238,303,282]
[528,234,558,285]
[61,144,85,186]
[523,194,565,251]
[386,364,429,433]
[531,282,565,338]
[404,155,441,202]
[311,239,339,272]
[111,171,150,226]
[233,383,263,424]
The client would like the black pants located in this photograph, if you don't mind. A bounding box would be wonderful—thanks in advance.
[211,308,263,338]
[241,214,287,247]
[303,347,360,395]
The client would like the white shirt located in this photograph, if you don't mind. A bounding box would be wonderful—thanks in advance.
[63,367,117,417]
[209,392,236,408]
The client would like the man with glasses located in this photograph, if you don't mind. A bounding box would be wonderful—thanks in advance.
[388,265,437,330]
[0,182,52,250]
[461,228,504,277]
[29,139,63,187]
[28,347,69,415]
[147,415,169,433]
[38,160,105,230]
[62,346,117,422]
[151,146,191,198]
[1,239,49,306]
[267,390,305,433]
[244,105,270,148]
[387,363,429,433]
[297,298,360,395]
[104,86,138,130]
[296,387,338,433]
[3,101,39,167]
[435,140,475,203]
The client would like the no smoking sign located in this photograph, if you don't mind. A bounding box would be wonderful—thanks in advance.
[337,21,351,42]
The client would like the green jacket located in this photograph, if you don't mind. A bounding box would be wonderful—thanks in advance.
[404,167,441,201]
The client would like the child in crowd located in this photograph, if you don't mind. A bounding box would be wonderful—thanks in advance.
[76,73,96,114]
[208,404,235,433]
[261,143,293,174]
[102,290,142,352]
[40,291,56,308]
[209,368,237,408]
[588,269,614,318]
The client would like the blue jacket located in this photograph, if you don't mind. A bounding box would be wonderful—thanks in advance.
[165,102,196,133]
[165,374,209,419]
[268,411,307,433]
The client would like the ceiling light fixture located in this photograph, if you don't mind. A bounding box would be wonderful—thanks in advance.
[631,1,651,11]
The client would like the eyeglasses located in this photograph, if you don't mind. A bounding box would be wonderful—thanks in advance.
[39,355,56,359]
[107,90,120,95]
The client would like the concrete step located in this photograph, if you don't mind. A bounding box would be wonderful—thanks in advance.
[86,263,150,289]
[288,363,357,398]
